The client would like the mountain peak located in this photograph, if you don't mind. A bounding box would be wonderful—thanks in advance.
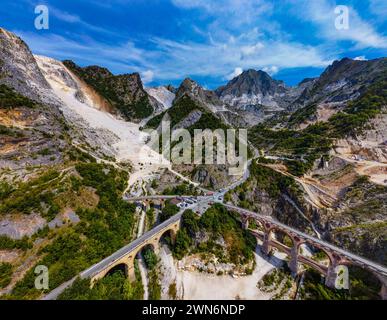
[243,68,268,76]
[216,67,286,99]
[175,77,221,108]
[176,78,202,97]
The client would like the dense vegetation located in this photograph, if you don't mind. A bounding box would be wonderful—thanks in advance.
[173,206,257,269]
[145,95,199,129]
[145,95,228,133]
[0,84,37,109]
[249,77,387,176]
[162,182,199,196]
[3,162,137,299]
[159,200,179,222]
[286,103,317,128]
[0,124,24,138]
[0,263,13,288]
[0,170,61,220]
[58,264,144,300]
[0,235,32,251]
[63,60,153,120]
[225,160,302,210]
[300,267,382,300]
[145,95,249,166]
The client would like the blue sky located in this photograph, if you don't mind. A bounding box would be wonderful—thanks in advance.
[1,0,386,88]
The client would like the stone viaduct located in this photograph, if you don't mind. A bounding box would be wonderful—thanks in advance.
[59,196,387,299]
[81,212,182,284]
[227,204,387,299]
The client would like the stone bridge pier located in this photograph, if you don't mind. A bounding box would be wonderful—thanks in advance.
[324,254,346,289]
[90,219,180,285]
[135,199,166,212]
[238,210,387,299]
[375,273,387,300]
[288,238,303,276]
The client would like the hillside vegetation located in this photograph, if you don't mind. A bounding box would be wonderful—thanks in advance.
[249,77,387,176]
[63,60,153,121]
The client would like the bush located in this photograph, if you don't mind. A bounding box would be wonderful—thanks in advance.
[0,84,38,109]
[0,263,13,288]
[58,270,143,300]
[173,205,257,266]
[0,236,32,250]
[143,248,158,270]
[159,201,179,222]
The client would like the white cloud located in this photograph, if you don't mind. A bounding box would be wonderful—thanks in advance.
[148,36,331,82]
[14,30,155,73]
[354,56,367,61]
[18,27,332,85]
[226,67,243,80]
[297,0,387,49]
[17,1,351,86]
[262,65,279,75]
[141,70,154,84]
[241,42,265,59]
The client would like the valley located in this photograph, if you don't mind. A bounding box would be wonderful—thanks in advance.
[0,26,386,301]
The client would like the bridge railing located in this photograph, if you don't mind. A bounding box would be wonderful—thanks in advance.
[80,212,183,279]
[224,204,387,277]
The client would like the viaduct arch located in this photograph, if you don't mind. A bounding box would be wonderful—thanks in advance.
[70,198,387,300]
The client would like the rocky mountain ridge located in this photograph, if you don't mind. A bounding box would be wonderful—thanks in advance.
[62,60,162,122]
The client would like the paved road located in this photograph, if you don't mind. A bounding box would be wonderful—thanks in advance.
[125,195,198,201]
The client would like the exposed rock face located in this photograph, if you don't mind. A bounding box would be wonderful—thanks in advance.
[174,110,202,129]
[215,59,387,127]
[190,164,239,190]
[62,60,160,122]
[0,32,69,172]
[0,214,46,239]
[215,69,291,123]
[334,114,387,163]
[165,84,177,93]
[145,86,175,111]
[291,58,387,111]
[216,69,288,107]
[175,78,223,112]
[0,28,51,101]
[1,26,387,278]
